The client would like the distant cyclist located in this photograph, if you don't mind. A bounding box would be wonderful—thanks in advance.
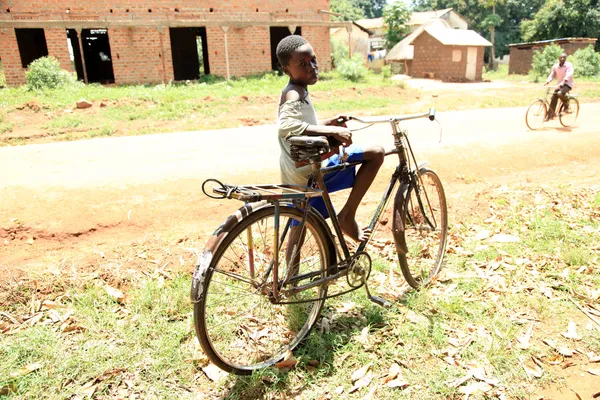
[543,52,574,121]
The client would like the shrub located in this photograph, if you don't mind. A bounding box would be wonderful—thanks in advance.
[331,39,349,69]
[531,43,562,80]
[572,46,600,77]
[381,64,392,79]
[336,54,369,82]
[26,56,76,90]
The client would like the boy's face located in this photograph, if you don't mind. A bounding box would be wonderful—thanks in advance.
[284,43,319,85]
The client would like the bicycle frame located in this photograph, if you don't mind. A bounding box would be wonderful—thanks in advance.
[276,110,438,300]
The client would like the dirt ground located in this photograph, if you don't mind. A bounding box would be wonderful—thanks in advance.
[1,103,600,397]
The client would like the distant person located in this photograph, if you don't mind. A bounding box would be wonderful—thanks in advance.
[543,52,574,121]
[275,35,384,242]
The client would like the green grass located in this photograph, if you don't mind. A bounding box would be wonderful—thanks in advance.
[1,183,599,399]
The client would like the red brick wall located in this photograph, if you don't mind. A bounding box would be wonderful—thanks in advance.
[206,26,271,77]
[412,31,485,81]
[509,41,596,75]
[2,1,327,13]
[0,28,26,85]
[44,28,71,71]
[109,27,174,84]
[304,26,332,71]
[1,0,331,86]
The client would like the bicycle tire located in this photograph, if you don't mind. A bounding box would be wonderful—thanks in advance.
[398,169,448,288]
[525,99,547,130]
[559,97,579,127]
[194,206,333,375]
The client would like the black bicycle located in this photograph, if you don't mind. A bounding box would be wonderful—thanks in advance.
[191,109,448,374]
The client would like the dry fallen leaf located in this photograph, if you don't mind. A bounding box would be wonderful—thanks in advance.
[459,382,493,396]
[363,387,377,400]
[334,386,344,395]
[587,368,600,376]
[349,372,374,393]
[202,363,228,382]
[387,378,409,389]
[275,349,297,370]
[384,363,401,383]
[9,362,42,378]
[522,359,543,378]
[105,285,125,302]
[561,321,581,341]
[351,364,371,382]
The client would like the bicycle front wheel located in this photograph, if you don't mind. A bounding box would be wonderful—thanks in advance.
[194,206,331,375]
[398,169,448,288]
[525,99,546,130]
[559,97,579,127]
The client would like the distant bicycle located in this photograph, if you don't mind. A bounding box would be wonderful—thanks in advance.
[525,87,579,130]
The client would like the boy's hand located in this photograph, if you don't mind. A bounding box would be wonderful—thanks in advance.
[331,129,352,147]
[324,115,349,127]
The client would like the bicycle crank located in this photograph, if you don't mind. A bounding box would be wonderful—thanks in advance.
[347,252,372,288]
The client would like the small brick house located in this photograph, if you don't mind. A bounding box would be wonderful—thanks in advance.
[410,26,491,81]
[508,38,598,75]
[0,1,345,87]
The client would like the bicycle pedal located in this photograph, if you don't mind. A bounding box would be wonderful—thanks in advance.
[369,295,392,308]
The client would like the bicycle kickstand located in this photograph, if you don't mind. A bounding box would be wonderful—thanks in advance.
[362,277,392,308]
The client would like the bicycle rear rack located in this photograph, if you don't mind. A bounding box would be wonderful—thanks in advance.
[202,179,322,202]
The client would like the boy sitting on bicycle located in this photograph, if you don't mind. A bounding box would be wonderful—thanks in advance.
[543,52,574,121]
[276,35,384,242]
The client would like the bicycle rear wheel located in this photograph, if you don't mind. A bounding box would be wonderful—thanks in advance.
[194,206,331,375]
[559,97,579,127]
[525,99,546,130]
[398,169,448,288]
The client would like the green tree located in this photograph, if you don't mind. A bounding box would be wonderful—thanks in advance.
[357,0,388,18]
[521,0,600,50]
[331,0,366,21]
[411,0,545,58]
[383,1,412,50]
[531,43,562,80]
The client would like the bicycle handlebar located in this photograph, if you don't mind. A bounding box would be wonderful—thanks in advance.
[346,108,436,124]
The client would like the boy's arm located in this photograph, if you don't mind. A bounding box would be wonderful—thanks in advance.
[563,63,574,84]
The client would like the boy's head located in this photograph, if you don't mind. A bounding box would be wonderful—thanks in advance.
[276,35,318,85]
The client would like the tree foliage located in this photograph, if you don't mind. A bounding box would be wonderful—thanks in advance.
[531,43,562,80]
[383,1,412,50]
[521,0,600,50]
[331,0,366,21]
[330,0,387,21]
[25,56,77,91]
[572,46,600,77]
[411,0,545,57]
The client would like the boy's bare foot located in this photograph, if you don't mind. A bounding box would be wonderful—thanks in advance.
[338,211,371,242]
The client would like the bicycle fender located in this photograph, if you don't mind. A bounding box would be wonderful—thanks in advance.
[191,201,269,303]
[392,180,410,255]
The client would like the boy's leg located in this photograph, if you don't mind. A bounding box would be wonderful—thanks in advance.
[338,145,385,242]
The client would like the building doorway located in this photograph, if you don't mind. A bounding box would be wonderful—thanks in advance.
[170,27,210,81]
[66,29,85,81]
[270,26,301,72]
[15,28,49,68]
[68,29,115,84]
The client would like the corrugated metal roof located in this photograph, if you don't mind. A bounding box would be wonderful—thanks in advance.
[386,19,450,61]
[408,8,453,26]
[354,9,458,31]
[508,37,597,47]
[411,26,492,47]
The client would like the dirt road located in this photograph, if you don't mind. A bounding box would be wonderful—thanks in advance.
[1,104,600,269]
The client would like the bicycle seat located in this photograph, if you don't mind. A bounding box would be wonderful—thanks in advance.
[288,135,331,162]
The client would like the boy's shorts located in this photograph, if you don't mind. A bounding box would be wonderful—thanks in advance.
[308,145,363,219]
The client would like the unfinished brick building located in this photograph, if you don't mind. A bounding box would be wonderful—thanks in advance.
[508,38,598,75]
[0,1,347,86]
